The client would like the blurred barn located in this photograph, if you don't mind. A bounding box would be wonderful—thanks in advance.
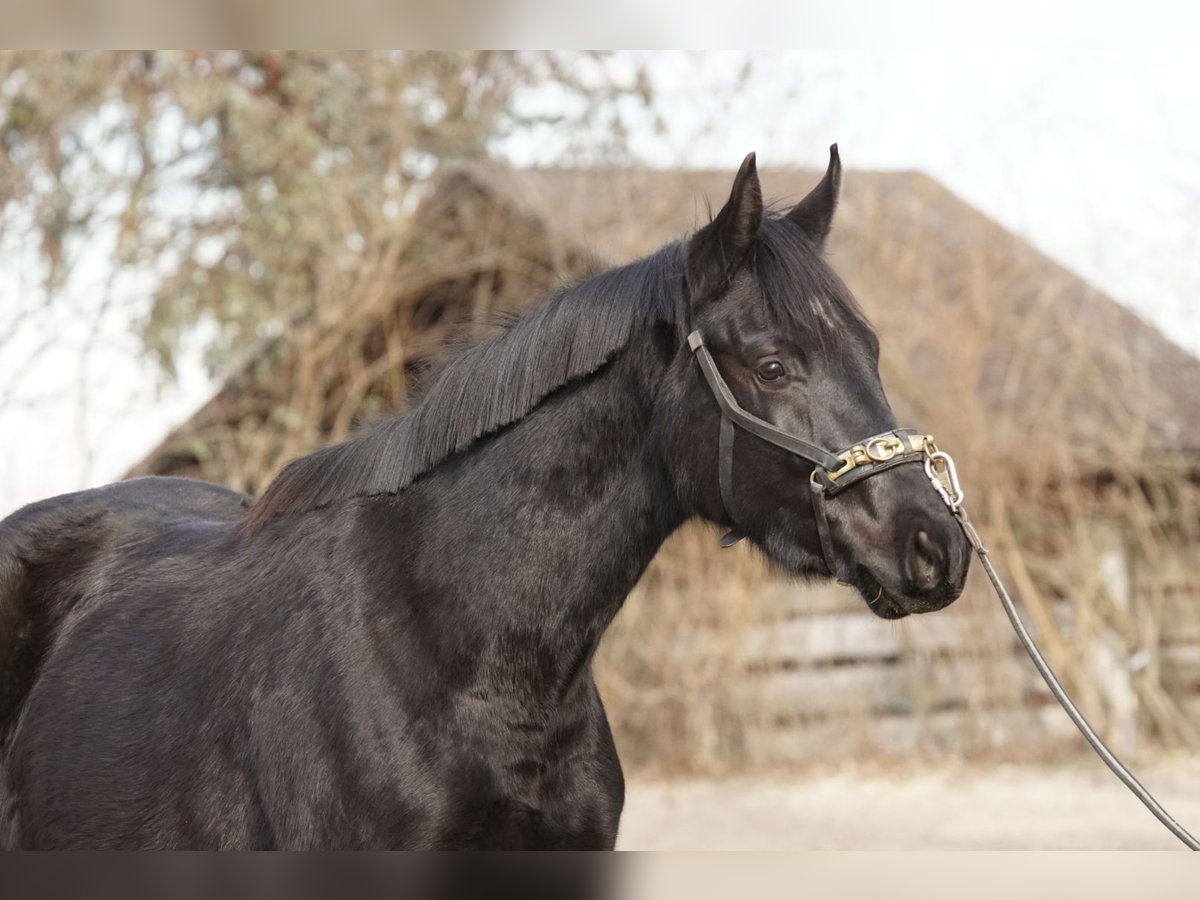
[130,165,1200,774]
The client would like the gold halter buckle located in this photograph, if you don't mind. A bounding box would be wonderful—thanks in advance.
[827,433,932,482]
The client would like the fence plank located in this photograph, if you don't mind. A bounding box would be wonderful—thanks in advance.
[743,610,982,668]
[735,654,1045,722]
[745,703,1078,765]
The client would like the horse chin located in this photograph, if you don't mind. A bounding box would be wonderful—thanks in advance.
[854,568,911,620]
[758,535,910,619]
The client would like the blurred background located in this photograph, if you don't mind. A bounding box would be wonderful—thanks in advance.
[3,49,1200,848]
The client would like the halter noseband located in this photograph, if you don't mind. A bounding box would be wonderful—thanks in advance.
[687,330,959,580]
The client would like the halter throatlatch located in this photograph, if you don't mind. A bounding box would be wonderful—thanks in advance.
[687,330,939,579]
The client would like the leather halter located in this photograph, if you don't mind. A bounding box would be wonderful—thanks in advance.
[687,330,938,581]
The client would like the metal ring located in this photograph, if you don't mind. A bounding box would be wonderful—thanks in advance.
[865,437,898,462]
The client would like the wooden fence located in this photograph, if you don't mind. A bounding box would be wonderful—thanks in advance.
[601,525,1200,773]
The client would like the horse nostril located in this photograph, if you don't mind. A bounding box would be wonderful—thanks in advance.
[908,528,945,593]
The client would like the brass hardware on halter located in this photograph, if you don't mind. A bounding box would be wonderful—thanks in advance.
[827,433,934,482]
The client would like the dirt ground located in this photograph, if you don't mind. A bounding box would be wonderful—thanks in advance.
[616,754,1200,850]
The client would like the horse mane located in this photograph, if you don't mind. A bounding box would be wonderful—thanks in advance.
[245,242,687,527]
[245,209,871,528]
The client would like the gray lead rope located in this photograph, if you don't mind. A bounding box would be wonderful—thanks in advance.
[933,474,1200,849]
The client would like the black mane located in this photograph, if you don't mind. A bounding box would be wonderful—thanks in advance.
[247,243,686,526]
[247,213,868,526]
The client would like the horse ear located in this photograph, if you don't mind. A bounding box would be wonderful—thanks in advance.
[787,143,841,247]
[686,152,763,307]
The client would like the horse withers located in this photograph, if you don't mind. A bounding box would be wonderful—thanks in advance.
[0,148,969,849]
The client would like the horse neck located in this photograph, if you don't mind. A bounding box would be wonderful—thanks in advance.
[355,325,683,696]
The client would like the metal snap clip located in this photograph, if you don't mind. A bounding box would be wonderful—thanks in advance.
[924,450,964,511]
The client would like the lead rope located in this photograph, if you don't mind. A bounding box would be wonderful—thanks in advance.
[925,453,1200,850]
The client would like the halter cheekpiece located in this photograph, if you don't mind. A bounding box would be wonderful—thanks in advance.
[686,330,961,580]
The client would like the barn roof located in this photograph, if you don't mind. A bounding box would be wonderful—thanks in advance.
[130,163,1200,489]
[471,165,1200,471]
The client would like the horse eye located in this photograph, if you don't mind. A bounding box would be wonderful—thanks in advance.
[755,360,786,383]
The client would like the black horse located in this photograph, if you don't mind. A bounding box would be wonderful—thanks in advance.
[0,149,969,849]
